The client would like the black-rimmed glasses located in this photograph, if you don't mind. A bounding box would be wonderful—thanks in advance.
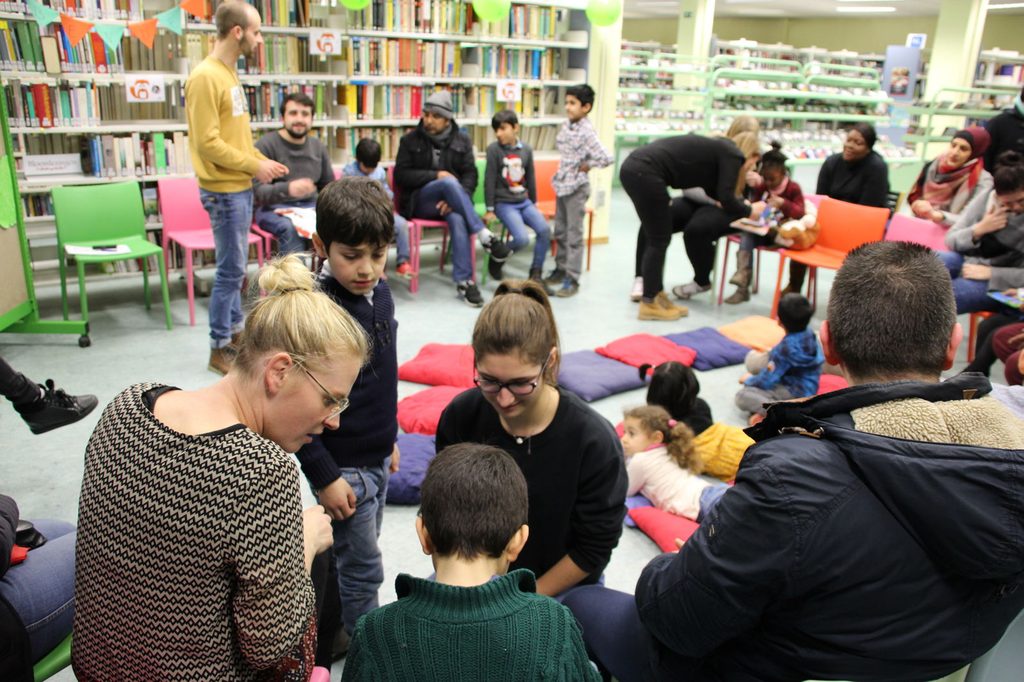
[474,359,548,397]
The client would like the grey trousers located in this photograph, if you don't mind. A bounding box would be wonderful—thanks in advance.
[553,184,589,281]
[736,350,793,416]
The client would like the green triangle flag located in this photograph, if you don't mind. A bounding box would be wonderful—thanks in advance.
[94,23,125,52]
[155,7,183,35]
[26,0,59,27]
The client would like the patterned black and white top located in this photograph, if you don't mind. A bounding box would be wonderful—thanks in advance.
[73,383,315,680]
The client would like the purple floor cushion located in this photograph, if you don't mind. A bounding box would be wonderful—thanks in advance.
[624,494,653,528]
[387,433,436,505]
[663,327,750,371]
[558,350,647,402]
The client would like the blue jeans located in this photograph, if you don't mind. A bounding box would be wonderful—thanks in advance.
[254,202,311,255]
[494,199,551,270]
[200,189,253,348]
[562,585,651,682]
[330,458,390,635]
[393,213,410,263]
[413,176,485,283]
[697,485,728,523]
[0,520,76,662]
[938,251,1002,314]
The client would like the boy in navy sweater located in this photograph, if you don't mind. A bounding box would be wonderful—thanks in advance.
[297,175,400,644]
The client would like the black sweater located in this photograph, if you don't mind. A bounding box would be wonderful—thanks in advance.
[393,120,477,218]
[296,276,398,488]
[816,151,889,208]
[984,107,1024,171]
[626,134,749,220]
[436,388,627,584]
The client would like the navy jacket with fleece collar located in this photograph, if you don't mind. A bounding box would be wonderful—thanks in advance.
[636,373,1024,682]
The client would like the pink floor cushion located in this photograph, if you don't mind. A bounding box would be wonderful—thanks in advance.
[628,506,701,552]
[663,327,750,371]
[397,385,466,435]
[717,316,785,352]
[387,433,436,505]
[624,494,653,528]
[596,334,697,373]
[817,373,849,395]
[398,344,475,388]
[558,350,647,402]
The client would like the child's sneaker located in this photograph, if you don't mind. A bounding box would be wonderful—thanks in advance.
[487,254,505,281]
[543,268,566,286]
[554,277,579,298]
[456,281,484,307]
[396,261,414,278]
[630,276,643,302]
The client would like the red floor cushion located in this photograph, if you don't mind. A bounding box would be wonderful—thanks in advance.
[398,344,475,388]
[717,316,785,352]
[397,385,466,435]
[596,334,697,373]
[817,373,849,395]
[628,506,701,552]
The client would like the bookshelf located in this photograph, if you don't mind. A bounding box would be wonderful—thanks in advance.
[974,49,1024,91]
[2,0,593,282]
[904,85,1013,159]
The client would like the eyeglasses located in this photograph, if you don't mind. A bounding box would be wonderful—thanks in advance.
[474,359,548,397]
[298,363,349,418]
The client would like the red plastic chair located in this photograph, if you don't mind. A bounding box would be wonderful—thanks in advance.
[884,213,950,252]
[157,177,264,326]
[533,157,595,271]
[769,197,889,318]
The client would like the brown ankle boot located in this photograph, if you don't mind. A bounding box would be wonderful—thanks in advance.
[724,285,750,304]
[208,347,236,375]
[729,251,752,287]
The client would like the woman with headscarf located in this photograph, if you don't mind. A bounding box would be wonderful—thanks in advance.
[909,126,993,227]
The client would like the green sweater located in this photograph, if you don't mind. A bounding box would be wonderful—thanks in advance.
[341,569,600,681]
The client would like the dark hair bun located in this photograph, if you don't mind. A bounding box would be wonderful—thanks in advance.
[769,140,783,152]
[995,150,1024,170]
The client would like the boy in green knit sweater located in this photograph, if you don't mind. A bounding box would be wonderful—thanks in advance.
[342,443,600,681]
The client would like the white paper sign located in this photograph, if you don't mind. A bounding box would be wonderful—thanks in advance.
[310,29,342,56]
[23,153,83,177]
[906,33,927,50]
[125,74,166,103]
[497,80,522,102]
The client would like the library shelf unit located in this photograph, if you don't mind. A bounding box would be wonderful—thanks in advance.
[904,86,1013,158]
[973,49,1024,91]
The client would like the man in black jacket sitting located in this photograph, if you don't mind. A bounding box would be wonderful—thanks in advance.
[564,240,1024,682]
[394,90,509,307]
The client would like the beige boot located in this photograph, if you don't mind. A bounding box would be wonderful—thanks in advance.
[729,250,753,287]
[724,285,750,304]
[655,291,688,316]
[639,292,685,320]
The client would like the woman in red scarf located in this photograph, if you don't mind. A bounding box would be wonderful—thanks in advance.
[909,126,992,226]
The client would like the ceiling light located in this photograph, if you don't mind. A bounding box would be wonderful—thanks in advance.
[988,2,1024,8]
[836,6,897,12]
[836,0,903,2]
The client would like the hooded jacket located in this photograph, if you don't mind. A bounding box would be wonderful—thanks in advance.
[393,119,477,218]
[636,373,1024,682]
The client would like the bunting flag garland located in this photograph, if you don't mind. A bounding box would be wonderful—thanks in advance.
[128,18,158,49]
[155,7,184,35]
[60,13,94,48]
[94,23,126,52]
[25,0,58,27]
[179,0,210,20]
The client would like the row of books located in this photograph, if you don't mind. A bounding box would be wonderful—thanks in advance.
[1,18,183,74]
[347,37,461,79]
[5,79,183,129]
[0,0,142,20]
[182,33,334,75]
[476,46,562,81]
[346,0,563,41]
[79,131,195,178]
[243,81,332,121]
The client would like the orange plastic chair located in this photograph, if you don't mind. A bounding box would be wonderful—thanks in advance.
[967,311,995,363]
[158,177,264,326]
[533,157,595,271]
[769,197,889,318]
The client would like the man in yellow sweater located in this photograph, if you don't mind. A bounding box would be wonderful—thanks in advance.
[186,1,287,374]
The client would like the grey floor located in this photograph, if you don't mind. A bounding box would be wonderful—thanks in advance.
[3,187,975,680]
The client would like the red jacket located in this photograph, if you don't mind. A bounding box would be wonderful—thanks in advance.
[752,177,806,221]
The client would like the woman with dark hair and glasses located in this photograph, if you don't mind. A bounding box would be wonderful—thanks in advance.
[436,279,627,599]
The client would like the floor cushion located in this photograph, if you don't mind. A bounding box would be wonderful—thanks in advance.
[596,334,697,373]
[387,433,436,505]
[558,350,647,402]
[663,327,750,371]
[398,344,475,388]
[817,373,849,395]
[397,385,466,436]
[717,316,785,352]
[624,494,653,528]
[628,506,701,552]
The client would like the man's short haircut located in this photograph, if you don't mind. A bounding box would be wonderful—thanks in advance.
[215,1,253,39]
[355,138,382,169]
[280,92,314,117]
[316,176,394,250]
[777,293,814,334]
[993,151,1024,193]
[566,84,596,108]
[420,443,528,560]
[827,241,956,380]
[491,109,518,131]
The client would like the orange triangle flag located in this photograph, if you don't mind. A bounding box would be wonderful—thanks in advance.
[128,18,158,49]
[179,0,209,19]
[59,13,94,48]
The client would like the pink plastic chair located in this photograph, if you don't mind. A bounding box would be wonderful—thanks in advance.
[884,213,950,252]
[157,177,264,326]
[309,666,330,682]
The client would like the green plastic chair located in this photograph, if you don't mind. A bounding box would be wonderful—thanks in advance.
[33,632,72,681]
[53,181,173,340]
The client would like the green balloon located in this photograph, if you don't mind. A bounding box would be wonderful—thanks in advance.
[585,0,621,27]
[472,0,511,23]
[341,0,371,10]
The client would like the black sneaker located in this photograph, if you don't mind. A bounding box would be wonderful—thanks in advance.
[457,281,484,307]
[529,268,544,283]
[19,379,99,435]
[543,268,566,286]
[482,238,511,263]
[487,253,505,281]
[555,278,579,298]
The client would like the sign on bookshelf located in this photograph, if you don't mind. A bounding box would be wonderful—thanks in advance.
[497,80,522,102]
[126,75,166,103]
[310,28,343,56]
[23,154,83,178]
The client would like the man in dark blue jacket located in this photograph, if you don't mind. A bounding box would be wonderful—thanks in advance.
[565,241,1024,682]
